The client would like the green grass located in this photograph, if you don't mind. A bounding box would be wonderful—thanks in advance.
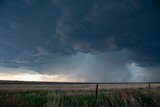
[0,89,160,107]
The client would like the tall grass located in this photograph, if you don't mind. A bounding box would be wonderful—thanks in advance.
[0,88,160,107]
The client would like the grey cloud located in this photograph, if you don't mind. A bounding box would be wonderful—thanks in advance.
[0,0,160,82]
[38,50,134,82]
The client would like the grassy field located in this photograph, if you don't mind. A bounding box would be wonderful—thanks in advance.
[0,81,160,107]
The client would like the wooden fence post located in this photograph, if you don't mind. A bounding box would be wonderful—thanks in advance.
[148,83,151,92]
[94,84,99,107]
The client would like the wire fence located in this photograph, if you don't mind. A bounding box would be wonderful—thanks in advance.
[0,81,160,91]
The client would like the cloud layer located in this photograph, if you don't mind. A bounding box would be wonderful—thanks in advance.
[0,0,160,81]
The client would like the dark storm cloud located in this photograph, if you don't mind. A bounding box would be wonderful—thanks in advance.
[0,0,160,81]
[52,0,160,66]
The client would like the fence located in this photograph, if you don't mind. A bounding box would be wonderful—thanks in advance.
[0,81,159,92]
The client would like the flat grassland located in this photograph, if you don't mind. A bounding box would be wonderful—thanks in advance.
[0,81,160,107]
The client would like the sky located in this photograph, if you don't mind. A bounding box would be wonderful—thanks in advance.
[0,0,160,82]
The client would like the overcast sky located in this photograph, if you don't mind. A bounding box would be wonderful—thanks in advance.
[0,0,160,82]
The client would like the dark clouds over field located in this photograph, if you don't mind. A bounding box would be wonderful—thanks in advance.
[0,0,160,82]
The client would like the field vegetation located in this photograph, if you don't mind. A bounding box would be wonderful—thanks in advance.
[0,81,160,107]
